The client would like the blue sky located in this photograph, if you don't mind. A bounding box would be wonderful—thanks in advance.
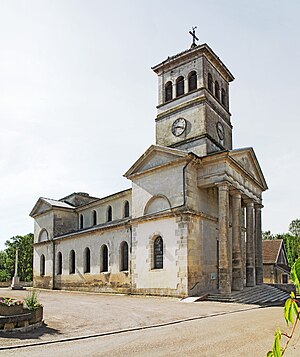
[0,0,299,248]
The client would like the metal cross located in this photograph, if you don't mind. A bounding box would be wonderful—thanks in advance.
[189,26,199,48]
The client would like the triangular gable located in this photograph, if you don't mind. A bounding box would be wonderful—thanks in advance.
[29,197,74,217]
[30,198,52,217]
[124,145,188,178]
[276,241,289,266]
[229,148,268,190]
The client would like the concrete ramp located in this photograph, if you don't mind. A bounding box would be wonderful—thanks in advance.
[180,295,208,303]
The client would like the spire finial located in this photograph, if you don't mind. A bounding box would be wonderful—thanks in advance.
[189,26,199,48]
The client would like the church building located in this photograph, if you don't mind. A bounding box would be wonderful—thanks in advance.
[30,39,268,297]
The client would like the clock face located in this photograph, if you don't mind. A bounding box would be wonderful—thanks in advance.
[172,118,187,137]
[216,122,224,140]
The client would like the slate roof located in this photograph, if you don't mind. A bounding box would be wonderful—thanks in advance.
[262,239,283,264]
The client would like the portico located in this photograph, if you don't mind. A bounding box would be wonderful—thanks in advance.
[196,147,267,295]
[217,186,264,294]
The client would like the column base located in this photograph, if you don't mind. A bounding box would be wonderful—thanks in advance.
[232,268,244,291]
[255,267,263,285]
[219,269,231,294]
[246,267,256,287]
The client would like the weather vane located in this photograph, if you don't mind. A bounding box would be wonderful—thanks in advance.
[189,26,199,48]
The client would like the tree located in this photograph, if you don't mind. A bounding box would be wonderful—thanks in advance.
[275,233,299,267]
[0,250,10,281]
[289,219,300,237]
[262,231,275,240]
[4,234,33,281]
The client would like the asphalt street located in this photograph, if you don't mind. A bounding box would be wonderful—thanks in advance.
[0,288,298,356]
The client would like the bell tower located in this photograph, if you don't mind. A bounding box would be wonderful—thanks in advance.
[152,39,234,157]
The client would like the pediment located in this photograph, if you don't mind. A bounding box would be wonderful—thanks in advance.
[30,199,52,217]
[124,145,188,178]
[30,197,74,217]
[229,148,268,190]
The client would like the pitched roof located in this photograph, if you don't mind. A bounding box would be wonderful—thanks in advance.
[29,197,75,217]
[262,239,283,264]
[42,198,75,209]
[151,43,234,82]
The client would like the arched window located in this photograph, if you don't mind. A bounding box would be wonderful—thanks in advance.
[176,76,184,97]
[208,73,213,92]
[79,214,84,229]
[153,236,163,269]
[69,250,76,274]
[100,244,108,272]
[57,252,62,275]
[215,81,220,100]
[40,254,45,276]
[124,201,130,218]
[144,195,171,215]
[188,71,197,91]
[165,81,173,102]
[221,88,227,106]
[92,210,97,226]
[107,206,112,222]
[84,247,91,273]
[39,229,49,242]
[120,241,129,271]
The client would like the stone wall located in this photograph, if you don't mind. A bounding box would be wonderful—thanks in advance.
[131,162,185,218]
[132,216,188,297]
[34,225,131,293]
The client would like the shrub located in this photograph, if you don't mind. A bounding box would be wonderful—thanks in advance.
[267,258,300,356]
[24,290,42,311]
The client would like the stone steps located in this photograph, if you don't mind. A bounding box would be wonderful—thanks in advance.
[205,284,290,306]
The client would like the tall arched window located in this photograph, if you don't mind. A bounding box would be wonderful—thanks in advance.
[221,88,227,106]
[107,206,112,222]
[120,241,129,271]
[124,201,130,218]
[153,236,163,269]
[176,76,184,97]
[165,81,173,102]
[69,250,76,274]
[79,214,84,229]
[188,71,197,91]
[215,81,220,100]
[92,210,97,226]
[208,73,213,92]
[57,252,62,275]
[40,254,45,276]
[84,247,91,273]
[100,245,108,272]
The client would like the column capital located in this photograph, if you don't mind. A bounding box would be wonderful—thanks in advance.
[254,203,264,210]
[230,189,242,199]
[244,199,254,207]
[216,181,230,191]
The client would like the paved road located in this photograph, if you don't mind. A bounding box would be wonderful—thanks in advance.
[0,288,297,356]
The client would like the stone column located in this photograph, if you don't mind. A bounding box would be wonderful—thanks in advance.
[232,192,243,291]
[218,183,231,294]
[241,205,246,286]
[255,204,263,285]
[246,201,256,287]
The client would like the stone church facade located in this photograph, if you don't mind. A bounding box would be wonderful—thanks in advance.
[30,43,268,297]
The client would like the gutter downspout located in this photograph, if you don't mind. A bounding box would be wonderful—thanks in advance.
[52,239,55,290]
[129,224,132,294]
